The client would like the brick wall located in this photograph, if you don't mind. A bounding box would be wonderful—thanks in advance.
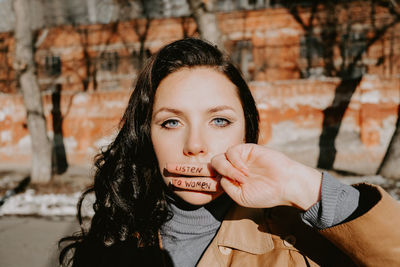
[0,3,399,174]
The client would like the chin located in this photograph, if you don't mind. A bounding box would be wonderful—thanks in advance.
[174,190,224,206]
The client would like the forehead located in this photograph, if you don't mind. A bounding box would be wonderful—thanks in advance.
[153,67,241,109]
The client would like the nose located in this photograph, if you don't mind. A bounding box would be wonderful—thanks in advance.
[183,126,207,156]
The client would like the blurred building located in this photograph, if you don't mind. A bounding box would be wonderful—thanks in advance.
[0,0,399,174]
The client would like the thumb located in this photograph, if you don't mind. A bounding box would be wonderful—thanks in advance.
[220,177,242,204]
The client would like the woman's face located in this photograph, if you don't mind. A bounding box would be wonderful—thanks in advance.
[151,67,246,205]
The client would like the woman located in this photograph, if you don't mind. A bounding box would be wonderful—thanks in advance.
[60,38,400,266]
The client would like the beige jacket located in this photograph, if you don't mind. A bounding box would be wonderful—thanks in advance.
[197,184,400,267]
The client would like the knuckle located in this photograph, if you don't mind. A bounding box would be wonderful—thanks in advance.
[227,145,238,156]
[211,154,224,166]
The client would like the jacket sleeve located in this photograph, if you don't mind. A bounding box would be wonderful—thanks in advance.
[318,183,400,266]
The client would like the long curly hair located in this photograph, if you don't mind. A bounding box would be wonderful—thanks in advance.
[59,38,259,266]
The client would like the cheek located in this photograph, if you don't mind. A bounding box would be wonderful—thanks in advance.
[209,124,246,150]
[151,130,181,165]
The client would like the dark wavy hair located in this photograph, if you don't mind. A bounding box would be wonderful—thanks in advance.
[59,38,259,266]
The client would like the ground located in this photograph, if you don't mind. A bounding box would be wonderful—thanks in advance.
[0,216,79,267]
[0,164,399,267]
[0,165,91,267]
[0,164,93,196]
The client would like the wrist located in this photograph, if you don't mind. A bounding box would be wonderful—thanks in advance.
[286,165,322,211]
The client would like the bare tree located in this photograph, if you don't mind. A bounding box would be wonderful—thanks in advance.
[376,4,400,179]
[187,0,223,48]
[13,0,52,183]
[131,0,152,69]
[377,92,400,179]
[114,0,152,70]
[283,0,400,173]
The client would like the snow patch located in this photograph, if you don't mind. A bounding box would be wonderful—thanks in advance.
[64,136,78,149]
[281,28,299,36]
[0,130,12,143]
[0,110,5,122]
[73,94,89,105]
[86,147,96,155]
[256,103,269,110]
[18,135,31,149]
[361,90,380,104]
[0,190,95,217]
[360,81,375,90]
[0,106,12,122]
[268,121,321,146]
[104,101,125,109]
[94,132,117,148]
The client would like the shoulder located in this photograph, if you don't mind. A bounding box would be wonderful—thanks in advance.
[319,183,400,266]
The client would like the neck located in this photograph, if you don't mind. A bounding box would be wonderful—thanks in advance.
[165,192,233,224]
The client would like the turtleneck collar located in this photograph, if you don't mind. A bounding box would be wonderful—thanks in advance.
[164,192,233,226]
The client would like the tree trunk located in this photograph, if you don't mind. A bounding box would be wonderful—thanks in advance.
[377,114,400,179]
[187,0,224,49]
[13,0,52,183]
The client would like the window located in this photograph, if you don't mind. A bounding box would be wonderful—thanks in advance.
[0,37,7,53]
[44,55,62,76]
[299,35,324,78]
[131,49,151,69]
[99,51,119,72]
[230,40,253,80]
[340,31,367,78]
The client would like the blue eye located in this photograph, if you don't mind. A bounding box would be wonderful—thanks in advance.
[212,118,230,127]
[161,119,180,129]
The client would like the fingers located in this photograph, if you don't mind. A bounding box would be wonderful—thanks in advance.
[211,154,247,184]
[220,177,242,202]
[169,177,219,192]
[165,163,217,177]
[165,144,250,187]
[225,146,250,176]
[165,163,219,192]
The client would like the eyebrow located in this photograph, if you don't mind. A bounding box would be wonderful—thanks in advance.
[153,105,236,118]
[207,105,236,114]
[153,108,183,118]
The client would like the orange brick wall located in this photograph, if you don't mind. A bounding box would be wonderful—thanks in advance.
[1,4,400,93]
[0,3,399,175]
[1,76,398,174]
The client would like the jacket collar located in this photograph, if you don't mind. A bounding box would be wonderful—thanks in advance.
[214,204,274,254]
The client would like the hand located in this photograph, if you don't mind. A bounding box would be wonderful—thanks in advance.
[211,144,322,210]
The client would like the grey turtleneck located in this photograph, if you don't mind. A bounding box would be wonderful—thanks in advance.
[161,172,360,267]
[161,193,233,267]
